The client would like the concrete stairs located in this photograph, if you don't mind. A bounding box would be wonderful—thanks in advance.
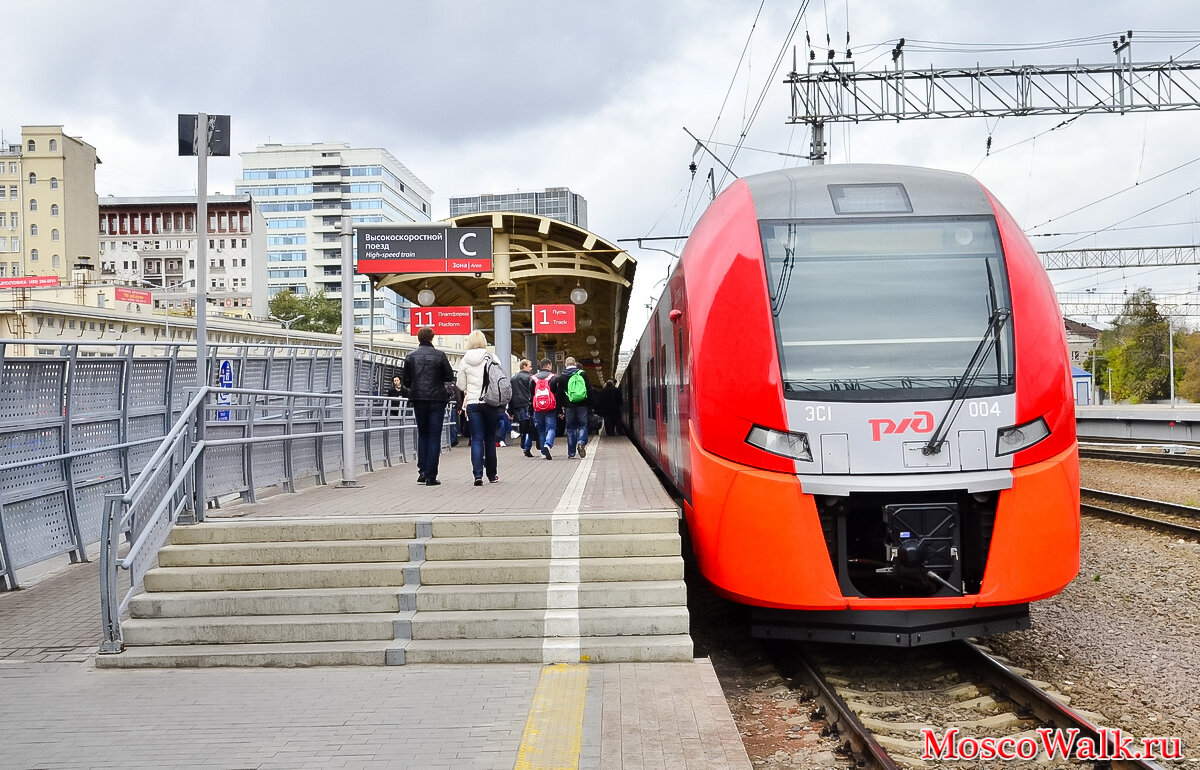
[96,512,692,668]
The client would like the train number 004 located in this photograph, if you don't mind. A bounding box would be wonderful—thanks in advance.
[967,401,1002,417]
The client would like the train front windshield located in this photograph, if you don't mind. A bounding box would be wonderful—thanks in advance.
[760,218,1014,401]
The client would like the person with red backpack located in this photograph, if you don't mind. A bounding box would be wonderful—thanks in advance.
[531,358,558,460]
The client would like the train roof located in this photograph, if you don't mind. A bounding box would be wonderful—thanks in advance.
[743,163,993,220]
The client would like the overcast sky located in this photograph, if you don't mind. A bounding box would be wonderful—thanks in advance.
[8,1,1200,344]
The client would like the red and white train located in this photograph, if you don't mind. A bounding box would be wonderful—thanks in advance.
[624,164,1079,645]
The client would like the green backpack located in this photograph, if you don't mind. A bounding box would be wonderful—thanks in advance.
[566,369,588,403]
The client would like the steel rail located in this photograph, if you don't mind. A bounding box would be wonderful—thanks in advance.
[963,641,1167,769]
[793,647,900,770]
[1080,447,1200,468]
[1080,488,1200,540]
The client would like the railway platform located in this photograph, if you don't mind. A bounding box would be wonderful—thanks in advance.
[0,435,752,769]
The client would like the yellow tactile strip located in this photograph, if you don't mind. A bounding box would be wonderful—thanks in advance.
[515,663,590,769]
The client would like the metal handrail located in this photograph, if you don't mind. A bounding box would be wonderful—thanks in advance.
[97,385,436,653]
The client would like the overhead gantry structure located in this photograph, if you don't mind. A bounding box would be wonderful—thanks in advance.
[371,211,636,379]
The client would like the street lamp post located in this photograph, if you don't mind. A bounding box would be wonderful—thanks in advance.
[1167,315,1176,407]
[269,314,306,347]
[130,277,194,341]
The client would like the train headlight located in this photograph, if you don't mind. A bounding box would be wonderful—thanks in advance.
[996,417,1050,456]
[746,425,813,462]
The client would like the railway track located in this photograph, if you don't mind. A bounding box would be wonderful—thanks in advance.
[1080,446,1200,468]
[779,640,1171,769]
[1081,488,1200,540]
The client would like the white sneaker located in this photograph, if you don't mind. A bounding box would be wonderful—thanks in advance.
[511,430,520,439]
[499,441,507,447]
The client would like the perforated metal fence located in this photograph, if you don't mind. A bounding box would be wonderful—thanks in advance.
[97,384,449,651]
[0,340,412,590]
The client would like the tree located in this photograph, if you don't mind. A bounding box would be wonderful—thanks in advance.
[1177,330,1200,403]
[1094,288,1170,404]
[268,290,342,335]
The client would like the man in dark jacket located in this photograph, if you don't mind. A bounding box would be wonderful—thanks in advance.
[508,359,536,457]
[402,327,455,486]
[552,356,592,459]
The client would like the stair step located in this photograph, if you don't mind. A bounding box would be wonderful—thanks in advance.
[420,556,683,586]
[430,510,679,539]
[157,539,414,567]
[414,581,688,611]
[168,518,419,545]
[401,635,694,664]
[94,640,393,668]
[143,562,408,592]
[411,606,690,640]
[122,613,398,646]
[129,587,403,618]
[423,533,679,561]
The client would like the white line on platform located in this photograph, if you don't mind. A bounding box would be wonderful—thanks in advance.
[543,435,598,663]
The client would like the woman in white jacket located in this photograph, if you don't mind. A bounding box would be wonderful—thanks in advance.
[456,330,500,485]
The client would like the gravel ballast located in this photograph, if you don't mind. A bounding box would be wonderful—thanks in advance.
[986,458,1200,762]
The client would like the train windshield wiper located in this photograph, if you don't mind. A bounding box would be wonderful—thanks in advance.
[922,307,1011,456]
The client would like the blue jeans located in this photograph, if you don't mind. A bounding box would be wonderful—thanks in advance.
[466,403,499,480]
[413,400,447,481]
[533,410,557,450]
[564,405,589,457]
[497,411,511,444]
[514,406,533,451]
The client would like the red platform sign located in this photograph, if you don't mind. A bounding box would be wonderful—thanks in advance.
[0,275,60,289]
[115,286,153,304]
[532,304,576,334]
[410,305,472,336]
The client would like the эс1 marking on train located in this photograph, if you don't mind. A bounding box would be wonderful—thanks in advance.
[624,163,1079,646]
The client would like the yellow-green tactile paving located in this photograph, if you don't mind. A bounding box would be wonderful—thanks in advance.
[515,663,590,769]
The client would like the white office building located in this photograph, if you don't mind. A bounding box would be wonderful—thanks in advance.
[236,142,433,332]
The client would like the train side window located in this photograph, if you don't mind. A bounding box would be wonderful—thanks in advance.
[647,356,657,421]
[660,343,668,424]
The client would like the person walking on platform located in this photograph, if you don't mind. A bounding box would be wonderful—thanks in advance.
[386,374,404,418]
[598,379,622,436]
[554,356,592,459]
[531,358,558,459]
[457,330,502,485]
[509,358,536,457]
[402,327,455,486]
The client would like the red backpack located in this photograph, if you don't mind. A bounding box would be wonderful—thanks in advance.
[532,374,556,412]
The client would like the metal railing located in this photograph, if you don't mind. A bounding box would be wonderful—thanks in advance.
[98,384,448,652]
[0,339,412,590]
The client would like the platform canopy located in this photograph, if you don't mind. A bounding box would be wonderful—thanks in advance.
[371,212,636,379]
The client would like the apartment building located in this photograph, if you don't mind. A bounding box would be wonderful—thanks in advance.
[236,142,433,332]
[0,126,99,281]
[98,195,268,318]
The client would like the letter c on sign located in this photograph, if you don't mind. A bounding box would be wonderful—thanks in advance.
[459,232,477,257]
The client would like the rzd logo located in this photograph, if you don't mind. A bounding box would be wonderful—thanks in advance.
[869,411,935,441]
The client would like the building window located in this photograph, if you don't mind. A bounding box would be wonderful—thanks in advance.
[51,229,60,241]
[50,177,58,189]
[50,204,59,216]
[52,254,61,268]
[49,139,58,152]
[27,140,35,152]
[29,199,37,212]
[29,224,37,236]
[28,173,36,185]
[30,248,37,261]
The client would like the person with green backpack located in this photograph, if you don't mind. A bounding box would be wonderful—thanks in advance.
[553,356,593,459]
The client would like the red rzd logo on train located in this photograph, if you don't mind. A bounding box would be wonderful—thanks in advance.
[869,411,935,441]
